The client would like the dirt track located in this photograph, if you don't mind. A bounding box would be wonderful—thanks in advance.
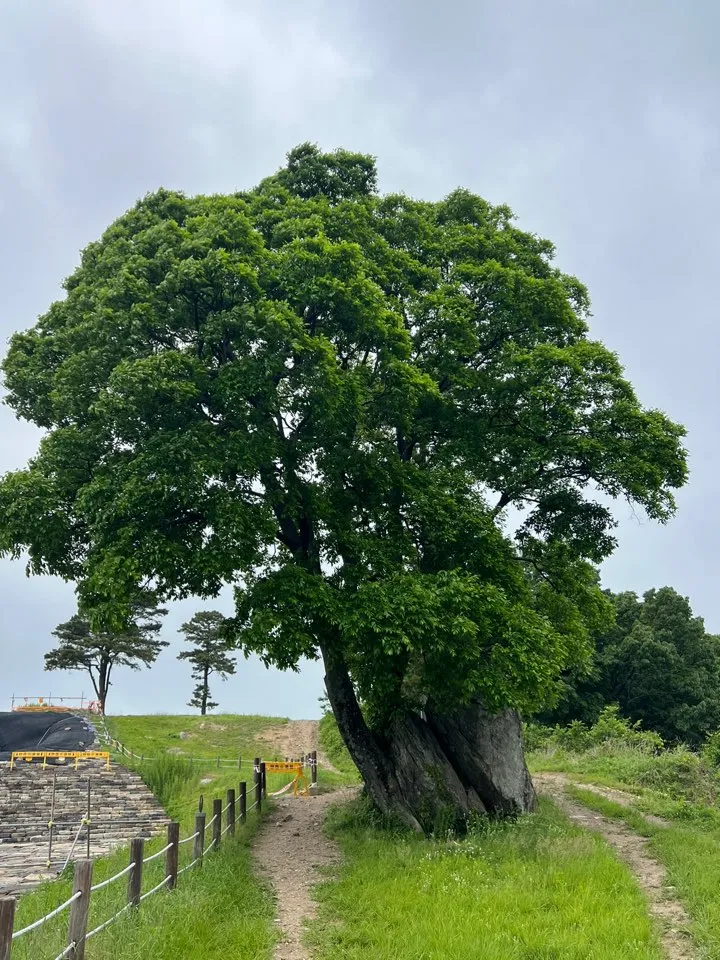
[535,772,695,960]
[252,785,358,960]
[258,719,339,774]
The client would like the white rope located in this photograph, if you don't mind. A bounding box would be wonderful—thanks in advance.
[177,857,200,876]
[269,779,297,797]
[203,837,217,855]
[205,814,217,828]
[139,876,171,902]
[12,891,82,939]
[51,943,76,960]
[90,861,134,892]
[246,800,259,813]
[178,831,199,845]
[221,822,234,837]
[85,901,133,939]
[108,736,239,767]
[142,842,172,863]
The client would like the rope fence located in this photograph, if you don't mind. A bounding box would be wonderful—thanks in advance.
[0,763,281,960]
[1,748,320,959]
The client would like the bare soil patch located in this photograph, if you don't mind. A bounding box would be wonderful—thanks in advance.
[258,720,339,774]
[252,787,358,960]
[535,772,694,960]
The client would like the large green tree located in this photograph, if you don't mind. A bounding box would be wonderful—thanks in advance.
[177,610,236,715]
[0,144,686,828]
[543,587,720,745]
[46,595,168,713]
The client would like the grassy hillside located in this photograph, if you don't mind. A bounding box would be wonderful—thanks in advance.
[318,712,359,781]
[106,713,288,762]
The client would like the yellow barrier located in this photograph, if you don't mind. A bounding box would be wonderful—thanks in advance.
[10,751,110,770]
[264,761,308,796]
[264,762,303,774]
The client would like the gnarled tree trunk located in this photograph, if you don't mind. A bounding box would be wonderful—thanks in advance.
[322,646,536,832]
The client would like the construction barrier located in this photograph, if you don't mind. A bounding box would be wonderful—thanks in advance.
[10,750,110,770]
[264,761,308,797]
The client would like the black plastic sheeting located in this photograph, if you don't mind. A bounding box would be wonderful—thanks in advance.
[0,712,96,761]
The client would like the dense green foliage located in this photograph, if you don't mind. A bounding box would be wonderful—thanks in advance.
[0,143,686,735]
[527,709,720,808]
[308,797,663,959]
[177,610,236,714]
[45,595,167,711]
[542,587,720,744]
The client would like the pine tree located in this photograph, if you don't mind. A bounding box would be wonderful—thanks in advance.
[177,611,236,715]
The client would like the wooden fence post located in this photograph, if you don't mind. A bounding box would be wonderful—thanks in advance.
[67,859,93,960]
[194,812,205,867]
[212,799,222,849]
[85,778,91,860]
[0,897,16,960]
[165,822,180,890]
[261,761,267,798]
[237,755,242,770]
[311,750,318,786]
[239,782,247,824]
[128,838,144,907]
[254,757,261,812]
[226,789,236,837]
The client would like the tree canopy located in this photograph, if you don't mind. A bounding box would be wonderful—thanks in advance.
[45,596,168,712]
[0,144,687,824]
[177,610,236,714]
[541,587,720,745]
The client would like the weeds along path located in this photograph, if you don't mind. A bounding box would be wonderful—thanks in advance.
[534,772,694,960]
[252,786,358,960]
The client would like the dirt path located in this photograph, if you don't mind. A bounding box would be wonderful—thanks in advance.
[252,787,358,960]
[557,776,669,827]
[534,772,695,960]
[258,719,340,774]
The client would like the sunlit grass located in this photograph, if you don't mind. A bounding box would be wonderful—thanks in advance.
[307,796,663,960]
[568,784,720,959]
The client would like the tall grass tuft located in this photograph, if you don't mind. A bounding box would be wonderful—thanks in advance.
[132,754,198,810]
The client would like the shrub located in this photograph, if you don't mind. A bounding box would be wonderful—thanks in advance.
[588,705,664,753]
[701,729,720,768]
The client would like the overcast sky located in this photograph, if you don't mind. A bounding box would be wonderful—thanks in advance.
[1,0,718,719]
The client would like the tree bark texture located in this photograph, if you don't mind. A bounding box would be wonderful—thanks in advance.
[322,647,536,832]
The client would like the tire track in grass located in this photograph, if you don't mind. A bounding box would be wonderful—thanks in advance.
[534,772,695,960]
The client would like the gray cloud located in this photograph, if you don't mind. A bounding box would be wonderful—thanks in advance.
[1,0,719,715]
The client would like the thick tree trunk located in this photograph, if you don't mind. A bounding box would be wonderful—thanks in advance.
[426,699,537,815]
[321,646,535,832]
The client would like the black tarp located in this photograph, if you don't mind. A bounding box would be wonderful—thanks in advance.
[0,711,96,760]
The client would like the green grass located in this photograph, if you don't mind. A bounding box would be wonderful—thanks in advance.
[105,713,287,763]
[317,712,360,786]
[12,803,275,960]
[307,796,664,960]
[566,779,720,958]
[10,714,309,960]
[528,744,719,806]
